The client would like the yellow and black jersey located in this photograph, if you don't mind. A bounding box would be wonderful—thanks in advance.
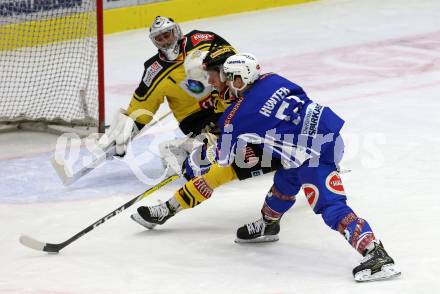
[127,30,231,127]
[178,88,235,136]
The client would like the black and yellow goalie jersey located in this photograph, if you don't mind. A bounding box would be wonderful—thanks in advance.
[127,30,231,129]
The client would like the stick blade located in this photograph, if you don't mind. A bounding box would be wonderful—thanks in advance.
[19,234,59,253]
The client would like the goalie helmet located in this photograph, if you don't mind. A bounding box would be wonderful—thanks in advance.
[149,16,183,60]
[223,53,261,92]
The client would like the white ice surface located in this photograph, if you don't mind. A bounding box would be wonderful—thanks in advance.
[1,0,440,293]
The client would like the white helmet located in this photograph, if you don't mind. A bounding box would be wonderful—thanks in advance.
[149,16,183,60]
[222,53,261,93]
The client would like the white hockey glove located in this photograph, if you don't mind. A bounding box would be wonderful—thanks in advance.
[158,137,203,177]
[182,143,218,180]
[98,108,139,157]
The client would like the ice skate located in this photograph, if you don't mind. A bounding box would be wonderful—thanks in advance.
[235,217,280,243]
[130,202,176,229]
[353,241,401,282]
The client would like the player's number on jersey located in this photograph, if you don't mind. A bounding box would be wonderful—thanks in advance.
[275,95,305,125]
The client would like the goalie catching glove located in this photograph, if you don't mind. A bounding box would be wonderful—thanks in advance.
[98,108,139,157]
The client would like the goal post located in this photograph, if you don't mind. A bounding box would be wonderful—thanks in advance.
[0,0,105,134]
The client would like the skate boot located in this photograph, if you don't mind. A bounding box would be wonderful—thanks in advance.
[235,217,280,243]
[353,240,401,282]
[130,201,176,229]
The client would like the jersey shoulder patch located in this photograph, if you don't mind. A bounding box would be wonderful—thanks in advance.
[188,30,216,46]
[143,59,164,87]
[135,56,179,100]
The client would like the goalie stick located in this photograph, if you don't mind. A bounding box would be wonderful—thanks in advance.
[19,174,179,253]
[52,111,172,186]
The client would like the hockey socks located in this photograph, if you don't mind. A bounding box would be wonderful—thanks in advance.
[261,186,296,219]
[337,212,376,255]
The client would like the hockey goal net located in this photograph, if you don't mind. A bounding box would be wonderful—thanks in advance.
[0,0,105,133]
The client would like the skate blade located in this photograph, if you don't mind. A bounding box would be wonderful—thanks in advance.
[235,235,279,243]
[130,214,157,230]
[354,264,401,282]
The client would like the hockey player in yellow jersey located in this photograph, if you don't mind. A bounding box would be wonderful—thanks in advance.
[98,16,234,172]
[127,17,233,133]
[131,47,282,229]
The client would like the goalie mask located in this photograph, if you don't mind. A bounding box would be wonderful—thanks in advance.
[149,16,183,61]
[222,53,261,95]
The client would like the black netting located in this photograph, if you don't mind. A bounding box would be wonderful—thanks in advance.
[0,0,99,126]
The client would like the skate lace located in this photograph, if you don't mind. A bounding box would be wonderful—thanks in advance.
[360,241,380,263]
[360,253,373,264]
[246,218,265,234]
[149,203,169,221]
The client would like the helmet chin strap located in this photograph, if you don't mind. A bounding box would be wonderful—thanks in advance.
[228,76,247,98]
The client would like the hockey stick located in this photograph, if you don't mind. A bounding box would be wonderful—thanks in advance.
[51,144,115,186]
[52,111,172,186]
[19,174,179,253]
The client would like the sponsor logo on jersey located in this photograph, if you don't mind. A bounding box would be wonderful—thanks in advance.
[185,79,205,94]
[224,96,245,126]
[190,33,215,46]
[179,79,212,99]
[198,94,215,109]
[325,171,345,195]
[193,177,213,199]
[302,183,319,209]
[300,103,323,137]
[143,61,163,87]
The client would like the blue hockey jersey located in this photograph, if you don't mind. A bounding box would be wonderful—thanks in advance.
[216,73,345,168]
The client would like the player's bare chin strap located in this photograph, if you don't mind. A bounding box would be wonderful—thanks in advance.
[175,164,238,209]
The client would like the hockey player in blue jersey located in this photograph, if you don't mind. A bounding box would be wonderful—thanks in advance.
[213,53,401,282]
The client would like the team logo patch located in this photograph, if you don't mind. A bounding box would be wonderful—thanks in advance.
[325,171,345,195]
[191,33,215,46]
[143,61,163,87]
[302,183,319,209]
